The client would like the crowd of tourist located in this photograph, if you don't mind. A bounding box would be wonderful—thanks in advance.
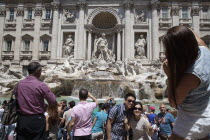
[0,25,210,140]
[0,85,177,140]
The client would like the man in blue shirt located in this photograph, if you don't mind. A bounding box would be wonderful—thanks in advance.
[147,106,157,125]
[156,104,175,140]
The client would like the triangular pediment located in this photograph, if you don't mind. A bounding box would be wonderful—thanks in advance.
[22,34,34,40]
[40,34,51,40]
[3,34,15,40]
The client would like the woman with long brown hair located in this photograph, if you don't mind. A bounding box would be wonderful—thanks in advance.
[46,102,61,140]
[124,102,153,140]
[163,26,210,140]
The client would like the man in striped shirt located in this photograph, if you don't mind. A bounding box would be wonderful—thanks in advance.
[106,93,136,140]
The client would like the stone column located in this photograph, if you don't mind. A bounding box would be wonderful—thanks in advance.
[171,7,180,26]
[191,7,200,34]
[151,2,160,60]
[0,8,6,62]
[124,2,133,59]
[87,30,92,60]
[33,7,42,61]
[51,2,59,61]
[112,34,115,53]
[13,7,24,64]
[117,30,121,61]
[77,2,86,60]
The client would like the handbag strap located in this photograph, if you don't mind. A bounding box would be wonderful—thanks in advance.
[12,82,19,100]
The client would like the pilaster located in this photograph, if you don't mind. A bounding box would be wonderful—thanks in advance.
[117,29,122,61]
[112,34,115,53]
[191,6,200,34]
[124,2,133,59]
[171,7,180,26]
[51,2,60,61]
[33,7,42,61]
[0,8,6,62]
[151,1,160,60]
[13,7,23,64]
[77,2,86,60]
[87,29,92,60]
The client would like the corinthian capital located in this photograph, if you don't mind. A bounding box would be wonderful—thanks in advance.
[0,8,6,17]
[34,8,42,16]
[150,2,160,10]
[191,7,200,16]
[16,7,24,16]
[51,2,60,10]
[77,2,86,10]
[171,7,179,16]
[124,2,134,10]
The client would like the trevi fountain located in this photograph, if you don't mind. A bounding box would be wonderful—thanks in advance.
[0,32,168,104]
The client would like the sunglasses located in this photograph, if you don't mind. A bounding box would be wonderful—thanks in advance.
[134,107,142,111]
[127,100,135,103]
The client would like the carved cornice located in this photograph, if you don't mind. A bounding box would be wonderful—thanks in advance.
[171,7,179,16]
[191,7,200,16]
[0,8,6,17]
[34,8,42,16]
[77,2,86,10]
[16,7,24,16]
[51,2,60,10]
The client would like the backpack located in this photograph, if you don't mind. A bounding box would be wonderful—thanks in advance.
[1,84,19,125]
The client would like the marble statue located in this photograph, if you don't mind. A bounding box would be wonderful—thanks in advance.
[93,33,115,62]
[63,34,74,57]
[135,34,147,59]
[64,10,75,23]
[123,58,136,76]
[136,10,145,22]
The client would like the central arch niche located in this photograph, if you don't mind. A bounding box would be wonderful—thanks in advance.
[92,12,117,29]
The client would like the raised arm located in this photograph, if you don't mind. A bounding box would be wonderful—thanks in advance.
[190,29,206,47]
[88,92,99,105]
[67,117,76,133]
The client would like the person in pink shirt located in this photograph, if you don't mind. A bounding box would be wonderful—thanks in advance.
[67,89,98,140]
[15,62,56,140]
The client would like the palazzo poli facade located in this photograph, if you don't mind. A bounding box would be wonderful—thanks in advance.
[0,0,210,73]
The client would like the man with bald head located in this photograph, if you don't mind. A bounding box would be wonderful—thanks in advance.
[156,104,175,140]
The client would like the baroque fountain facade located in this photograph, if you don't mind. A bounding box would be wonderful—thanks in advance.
[4,0,210,102]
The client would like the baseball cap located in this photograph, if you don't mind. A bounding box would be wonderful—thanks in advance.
[150,106,155,111]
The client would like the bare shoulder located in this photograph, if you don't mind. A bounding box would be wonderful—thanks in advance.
[180,73,200,89]
[175,73,200,105]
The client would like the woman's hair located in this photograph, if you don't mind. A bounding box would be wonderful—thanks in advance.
[47,103,60,126]
[163,26,199,107]
[133,102,143,112]
[170,109,178,118]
